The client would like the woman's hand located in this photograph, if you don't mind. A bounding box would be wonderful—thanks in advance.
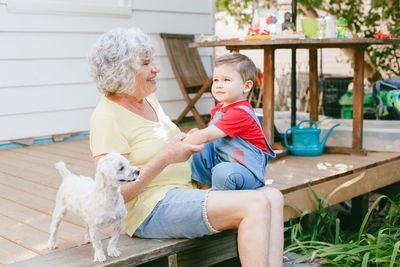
[101,132,204,203]
[161,133,205,164]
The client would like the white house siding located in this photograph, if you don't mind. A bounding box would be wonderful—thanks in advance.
[0,0,215,143]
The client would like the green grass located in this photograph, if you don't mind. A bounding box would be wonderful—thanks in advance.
[284,185,400,266]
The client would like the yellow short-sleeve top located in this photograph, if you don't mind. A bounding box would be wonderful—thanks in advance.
[90,94,194,236]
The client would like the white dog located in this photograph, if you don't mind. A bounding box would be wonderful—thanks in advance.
[48,152,139,262]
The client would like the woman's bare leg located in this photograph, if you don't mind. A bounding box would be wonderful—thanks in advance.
[206,190,273,267]
[257,186,284,266]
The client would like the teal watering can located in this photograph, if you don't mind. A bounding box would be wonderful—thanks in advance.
[284,120,340,156]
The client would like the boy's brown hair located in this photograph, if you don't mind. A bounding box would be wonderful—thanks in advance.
[214,52,258,90]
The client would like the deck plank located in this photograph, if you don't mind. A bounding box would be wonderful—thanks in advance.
[281,158,400,221]
[7,230,239,267]
[39,139,91,152]
[0,181,113,237]
[0,173,57,201]
[0,236,38,265]
[0,183,85,227]
[10,148,94,171]
[0,152,92,190]
[14,142,93,163]
[0,197,86,244]
[0,159,63,189]
[0,214,74,254]
[0,150,93,178]
[267,152,400,193]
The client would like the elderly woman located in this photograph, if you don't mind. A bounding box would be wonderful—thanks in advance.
[88,27,284,267]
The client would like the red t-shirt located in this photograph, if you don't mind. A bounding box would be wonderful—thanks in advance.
[211,101,271,154]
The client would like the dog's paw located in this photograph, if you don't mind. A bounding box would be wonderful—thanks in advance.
[107,246,121,257]
[47,238,57,250]
[93,252,107,262]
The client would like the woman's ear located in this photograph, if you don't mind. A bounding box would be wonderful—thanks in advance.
[243,80,253,95]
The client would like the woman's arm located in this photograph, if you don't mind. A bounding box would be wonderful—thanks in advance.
[183,125,226,145]
[94,133,204,202]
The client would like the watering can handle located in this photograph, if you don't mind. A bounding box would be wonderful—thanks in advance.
[298,120,318,129]
[284,128,293,149]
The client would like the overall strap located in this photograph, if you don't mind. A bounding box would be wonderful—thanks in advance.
[237,105,276,158]
[236,105,263,131]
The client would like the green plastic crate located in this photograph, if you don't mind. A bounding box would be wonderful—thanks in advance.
[338,91,375,119]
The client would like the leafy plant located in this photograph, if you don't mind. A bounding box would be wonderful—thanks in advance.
[284,186,400,266]
[216,0,256,29]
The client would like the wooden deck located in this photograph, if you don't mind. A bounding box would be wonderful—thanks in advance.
[1,139,399,266]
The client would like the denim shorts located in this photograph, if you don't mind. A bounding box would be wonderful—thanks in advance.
[133,188,220,239]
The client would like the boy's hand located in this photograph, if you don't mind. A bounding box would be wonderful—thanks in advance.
[186,128,199,135]
[183,125,226,145]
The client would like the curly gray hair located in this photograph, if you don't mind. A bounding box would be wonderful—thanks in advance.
[88,28,154,95]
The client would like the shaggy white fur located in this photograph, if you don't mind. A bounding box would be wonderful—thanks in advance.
[48,152,139,262]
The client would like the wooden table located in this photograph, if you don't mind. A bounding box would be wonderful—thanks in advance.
[190,38,400,154]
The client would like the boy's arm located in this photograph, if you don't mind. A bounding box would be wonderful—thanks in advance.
[183,125,226,145]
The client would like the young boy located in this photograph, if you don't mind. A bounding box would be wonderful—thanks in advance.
[183,53,275,190]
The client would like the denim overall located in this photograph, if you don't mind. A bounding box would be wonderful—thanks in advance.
[191,105,275,190]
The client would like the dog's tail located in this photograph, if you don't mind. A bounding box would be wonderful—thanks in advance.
[55,161,72,179]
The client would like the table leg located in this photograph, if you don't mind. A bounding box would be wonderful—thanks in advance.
[291,49,297,127]
[263,47,275,145]
[309,49,318,122]
[352,48,367,155]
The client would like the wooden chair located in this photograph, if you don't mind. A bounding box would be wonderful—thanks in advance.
[160,33,212,128]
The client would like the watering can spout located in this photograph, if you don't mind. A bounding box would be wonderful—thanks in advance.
[320,123,340,148]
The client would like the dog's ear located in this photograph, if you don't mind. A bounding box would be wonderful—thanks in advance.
[95,158,115,188]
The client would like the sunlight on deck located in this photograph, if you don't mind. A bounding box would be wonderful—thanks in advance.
[316,162,353,173]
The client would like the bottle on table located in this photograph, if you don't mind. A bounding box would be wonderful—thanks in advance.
[252,9,260,33]
[316,16,327,39]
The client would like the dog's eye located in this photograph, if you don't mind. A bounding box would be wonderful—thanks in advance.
[119,166,125,171]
